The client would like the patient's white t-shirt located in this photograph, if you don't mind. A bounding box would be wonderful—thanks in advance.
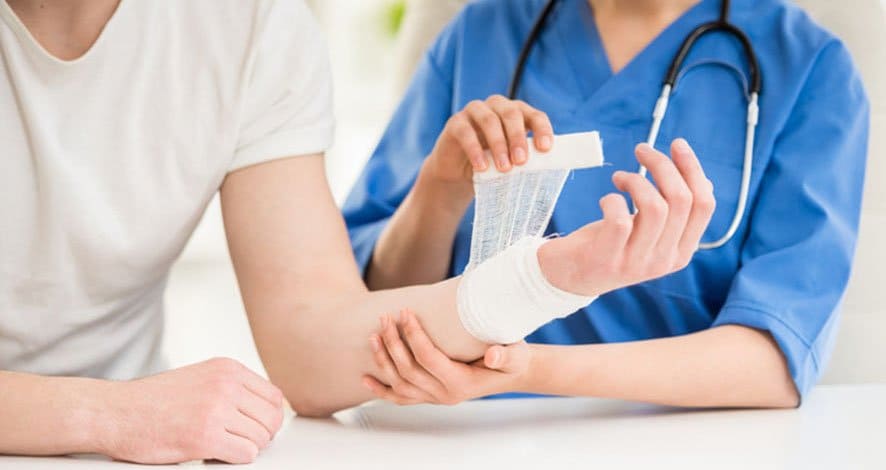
[0,0,333,379]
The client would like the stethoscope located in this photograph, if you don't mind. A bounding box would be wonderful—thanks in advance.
[508,0,761,250]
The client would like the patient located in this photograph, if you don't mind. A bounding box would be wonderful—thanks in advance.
[1,0,717,465]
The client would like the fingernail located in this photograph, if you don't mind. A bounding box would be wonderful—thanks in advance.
[537,135,552,151]
[473,153,488,171]
[636,143,653,154]
[498,154,511,171]
[369,335,380,352]
[674,138,691,154]
[513,147,526,164]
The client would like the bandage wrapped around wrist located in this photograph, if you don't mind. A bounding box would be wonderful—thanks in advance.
[457,236,597,344]
[456,131,605,344]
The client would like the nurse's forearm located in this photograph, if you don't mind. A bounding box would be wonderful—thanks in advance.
[366,171,471,290]
[520,325,799,408]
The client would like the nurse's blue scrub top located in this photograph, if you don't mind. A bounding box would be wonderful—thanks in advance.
[343,0,869,398]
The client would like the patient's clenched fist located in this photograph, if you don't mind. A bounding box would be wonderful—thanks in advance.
[101,358,284,465]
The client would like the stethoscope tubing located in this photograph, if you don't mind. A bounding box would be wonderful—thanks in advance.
[508,0,762,251]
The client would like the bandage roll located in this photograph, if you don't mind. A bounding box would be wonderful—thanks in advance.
[456,236,597,344]
[467,131,604,270]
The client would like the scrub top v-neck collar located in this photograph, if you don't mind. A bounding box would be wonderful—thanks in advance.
[551,0,720,119]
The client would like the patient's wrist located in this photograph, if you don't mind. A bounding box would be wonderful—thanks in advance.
[61,378,119,456]
[456,237,597,344]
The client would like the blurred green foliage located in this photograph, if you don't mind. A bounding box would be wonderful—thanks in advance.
[384,0,407,37]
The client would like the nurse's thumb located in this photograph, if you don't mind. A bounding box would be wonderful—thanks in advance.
[484,342,530,373]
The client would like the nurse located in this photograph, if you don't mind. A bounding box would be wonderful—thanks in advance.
[344,0,869,406]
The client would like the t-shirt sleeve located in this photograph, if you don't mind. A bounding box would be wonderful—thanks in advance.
[711,40,870,399]
[230,0,334,171]
[341,15,461,274]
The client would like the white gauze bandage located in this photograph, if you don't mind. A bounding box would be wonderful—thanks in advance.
[457,131,605,344]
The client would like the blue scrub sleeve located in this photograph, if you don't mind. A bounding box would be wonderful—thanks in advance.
[712,41,869,398]
[341,26,460,274]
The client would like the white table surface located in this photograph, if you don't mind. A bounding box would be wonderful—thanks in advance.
[3,383,884,469]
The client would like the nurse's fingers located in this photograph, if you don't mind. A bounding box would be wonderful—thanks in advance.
[465,100,510,172]
[362,376,425,406]
[597,193,633,254]
[400,310,455,383]
[445,113,487,171]
[613,170,667,262]
[487,95,529,166]
[369,324,431,401]
[517,101,554,152]
[379,314,446,399]
[671,139,716,258]
[638,143,693,263]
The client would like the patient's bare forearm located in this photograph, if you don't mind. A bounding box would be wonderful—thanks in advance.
[243,277,486,417]
[221,156,486,417]
[0,371,108,456]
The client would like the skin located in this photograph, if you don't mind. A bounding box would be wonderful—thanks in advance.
[362,0,800,408]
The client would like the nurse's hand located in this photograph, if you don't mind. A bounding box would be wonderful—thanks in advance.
[101,358,285,464]
[362,309,530,405]
[420,95,554,190]
[540,139,716,297]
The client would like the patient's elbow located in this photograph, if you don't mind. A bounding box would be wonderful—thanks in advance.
[765,383,801,408]
[285,388,339,418]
